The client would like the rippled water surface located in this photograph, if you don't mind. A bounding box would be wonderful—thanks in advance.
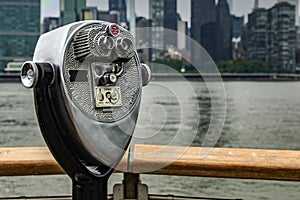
[0,81,300,199]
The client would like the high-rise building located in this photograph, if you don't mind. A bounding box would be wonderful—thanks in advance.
[246,8,268,62]
[268,2,296,71]
[191,0,217,62]
[127,0,135,31]
[216,0,232,61]
[149,0,178,60]
[43,17,59,33]
[109,10,120,24]
[178,17,188,50]
[81,7,111,22]
[109,0,127,23]
[232,15,244,59]
[0,0,40,71]
[164,0,177,48]
[98,11,110,22]
[244,2,296,71]
[136,17,152,62]
[254,0,259,10]
[278,0,300,68]
[227,0,233,13]
[295,0,300,26]
[278,0,299,26]
[191,0,232,62]
[82,7,98,20]
[191,0,216,43]
[200,22,218,61]
[149,0,164,60]
[60,0,86,25]
[232,15,244,39]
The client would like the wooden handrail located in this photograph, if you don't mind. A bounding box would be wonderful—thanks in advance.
[0,145,300,181]
[0,147,64,176]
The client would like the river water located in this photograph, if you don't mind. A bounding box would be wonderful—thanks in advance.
[0,81,300,199]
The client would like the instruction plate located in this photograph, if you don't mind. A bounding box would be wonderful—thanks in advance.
[95,86,122,108]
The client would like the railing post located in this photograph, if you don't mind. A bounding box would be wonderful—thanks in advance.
[124,173,139,199]
[113,173,148,200]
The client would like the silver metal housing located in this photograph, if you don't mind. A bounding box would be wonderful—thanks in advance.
[32,20,143,174]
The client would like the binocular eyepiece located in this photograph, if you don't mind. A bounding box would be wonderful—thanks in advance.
[21,20,150,200]
[72,24,134,61]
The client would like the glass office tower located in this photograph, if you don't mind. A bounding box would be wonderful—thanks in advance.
[60,0,86,25]
[0,0,40,71]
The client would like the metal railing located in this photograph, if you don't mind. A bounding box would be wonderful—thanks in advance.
[0,144,300,200]
[1,144,300,181]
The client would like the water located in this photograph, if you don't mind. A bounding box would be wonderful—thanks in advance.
[0,81,300,199]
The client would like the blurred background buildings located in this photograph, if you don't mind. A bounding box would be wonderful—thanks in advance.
[0,0,300,73]
[0,0,40,72]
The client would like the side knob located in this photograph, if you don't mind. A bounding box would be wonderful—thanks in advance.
[21,61,39,88]
[20,61,55,88]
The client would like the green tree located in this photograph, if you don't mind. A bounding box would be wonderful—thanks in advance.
[217,59,270,73]
[152,58,186,73]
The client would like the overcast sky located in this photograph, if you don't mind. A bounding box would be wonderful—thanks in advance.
[41,0,280,25]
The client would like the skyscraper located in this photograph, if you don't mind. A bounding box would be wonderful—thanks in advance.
[60,0,86,25]
[227,0,233,13]
[164,0,178,48]
[81,7,98,20]
[136,17,152,62]
[149,0,178,60]
[254,0,259,10]
[295,0,300,26]
[232,16,244,39]
[149,0,164,60]
[245,2,296,72]
[191,0,232,62]
[278,0,299,25]
[268,2,296,71]
[43,17,59,33]
[191,0,217,62]
[178,17,188,50]
[98,11,110,22]
[109,0,127,23]
[216,0,232,61]
[0,0,40,71]
[245,8,268,63]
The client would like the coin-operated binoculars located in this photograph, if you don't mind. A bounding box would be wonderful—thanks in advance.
[21,21,151,200]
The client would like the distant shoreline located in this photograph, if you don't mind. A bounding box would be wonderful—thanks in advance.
[2,73,300,83]
[0,73,20,82]
[152,73,300,82]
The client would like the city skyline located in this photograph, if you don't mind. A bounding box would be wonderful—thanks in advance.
[0,0,40,72]
[42,0,281,26]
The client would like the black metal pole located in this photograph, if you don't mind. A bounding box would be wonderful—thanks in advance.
[73,176,109,200]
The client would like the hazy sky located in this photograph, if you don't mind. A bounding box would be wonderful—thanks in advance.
[41,0,280,25]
